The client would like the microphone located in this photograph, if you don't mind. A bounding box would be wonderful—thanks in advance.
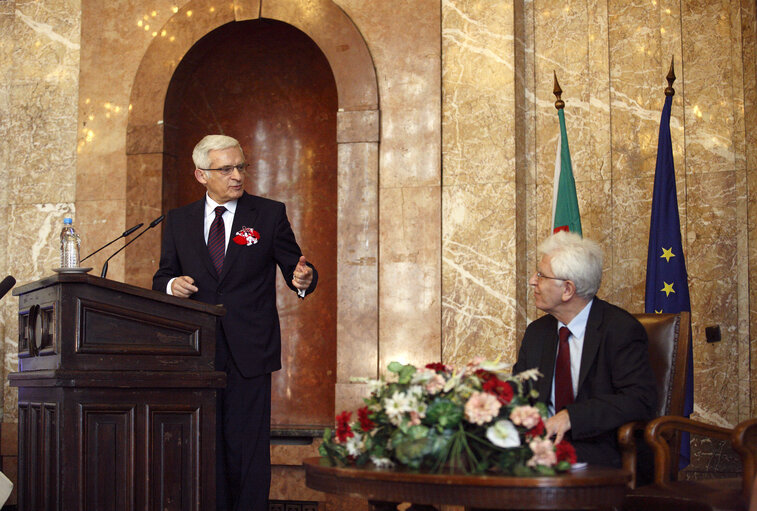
[100,215,165,278]
[0,276,15,300]
[80,223,144,263]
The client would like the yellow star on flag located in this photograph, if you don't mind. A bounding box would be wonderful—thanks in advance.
[655,309,663,314]
[660,281,675,297]
[660,247,675,262]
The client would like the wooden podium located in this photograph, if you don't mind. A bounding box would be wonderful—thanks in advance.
[9,273,226,511]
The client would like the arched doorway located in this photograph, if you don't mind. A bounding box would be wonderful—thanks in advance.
[162,18,337,427]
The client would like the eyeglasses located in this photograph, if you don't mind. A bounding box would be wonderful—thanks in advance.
[199,163,249,176]
[535,271,566,281]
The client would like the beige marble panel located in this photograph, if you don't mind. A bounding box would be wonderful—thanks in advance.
[681,1,742,174]
[441,0,518,367]
[738,0,757,421]
[533,0,611,185]
[8,81,77,205]
[11,0,80,82]
[605,177,651,313]
[442,183,518,367]
[337,142,378,381]
[339,0,440,188]
[442,0,514,185]
[379,186,440,369]
[687,170,744,426]
[687,234,739,427]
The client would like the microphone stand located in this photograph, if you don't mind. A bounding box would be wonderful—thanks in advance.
[100,215,165,278]
[80,223,143,263]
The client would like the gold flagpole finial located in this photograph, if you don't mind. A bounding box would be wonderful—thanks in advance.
[553,71,565,110]
[665,56,676,97]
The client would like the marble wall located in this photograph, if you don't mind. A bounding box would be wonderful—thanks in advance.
[1,0,756,503]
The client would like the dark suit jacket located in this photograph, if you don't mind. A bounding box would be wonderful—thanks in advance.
[512,297,657,467]
[152,191,317,378]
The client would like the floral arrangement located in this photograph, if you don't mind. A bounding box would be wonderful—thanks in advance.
[319,359,577,475]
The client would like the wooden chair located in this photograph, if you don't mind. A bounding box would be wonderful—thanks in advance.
[619,311,691,488]
[623,416,757,511]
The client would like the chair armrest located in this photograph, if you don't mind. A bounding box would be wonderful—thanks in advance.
[618,420,647,489]
[645,416,732,487]
[732,418,757,500]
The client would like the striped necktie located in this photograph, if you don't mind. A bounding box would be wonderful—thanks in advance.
[207,206,226,275]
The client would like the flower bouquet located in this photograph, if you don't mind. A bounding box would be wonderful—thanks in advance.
[319,359,577,475]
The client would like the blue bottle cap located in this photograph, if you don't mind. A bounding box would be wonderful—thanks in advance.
[63,217,72,225]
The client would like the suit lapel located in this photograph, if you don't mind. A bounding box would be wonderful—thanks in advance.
[577,298,603,393]
[538,318,559,403]
[218,192,259,283]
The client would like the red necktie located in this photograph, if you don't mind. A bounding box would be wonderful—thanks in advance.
[554,326,574,412]
[207,206,226,275]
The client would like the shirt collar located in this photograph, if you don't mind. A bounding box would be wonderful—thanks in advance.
[558,298,594,339]
[204,193,238,216]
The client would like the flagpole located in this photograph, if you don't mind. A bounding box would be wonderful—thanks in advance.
[553,71,564,110]
[665,56,675,97]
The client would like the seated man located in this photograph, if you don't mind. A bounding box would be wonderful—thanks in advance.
[513,231,657,467]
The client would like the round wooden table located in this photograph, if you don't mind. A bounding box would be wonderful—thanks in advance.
[303,457,631,510]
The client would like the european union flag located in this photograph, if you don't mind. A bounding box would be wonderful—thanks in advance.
[645,78,693,470]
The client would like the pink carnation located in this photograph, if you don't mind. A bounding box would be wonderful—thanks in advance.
[425,374,445,394]
[464,391,501,425]
[527,437,557,467]
[509,405,542,429]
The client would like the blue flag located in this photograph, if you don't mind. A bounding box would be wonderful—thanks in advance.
[645,92,693,469]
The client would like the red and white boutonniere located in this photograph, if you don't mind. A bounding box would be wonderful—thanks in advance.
[233,226,260,246]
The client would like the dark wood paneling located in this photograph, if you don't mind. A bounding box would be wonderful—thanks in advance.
[149,407,200,511]
[82,405,135,511]
[78,297,200,355]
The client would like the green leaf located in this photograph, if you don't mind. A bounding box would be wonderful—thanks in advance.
[425,398,463,429]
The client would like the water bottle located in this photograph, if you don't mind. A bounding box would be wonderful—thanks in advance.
[60,217,81,268]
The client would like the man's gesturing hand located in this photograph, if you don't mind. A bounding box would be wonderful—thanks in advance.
[545,409,572,445]
[171,276,198,298]
[292,256,313,292]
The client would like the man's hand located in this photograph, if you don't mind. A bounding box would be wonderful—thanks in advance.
[545,409,572,445]
[292,256,313,291]
[171,276,198,298]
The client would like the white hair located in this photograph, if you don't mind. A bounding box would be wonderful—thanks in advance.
[192,135,244,170]
[538,231,603,299]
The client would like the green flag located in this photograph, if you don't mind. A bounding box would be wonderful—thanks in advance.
[552,108,582,235]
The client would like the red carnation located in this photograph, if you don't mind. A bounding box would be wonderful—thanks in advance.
[335,411,354,443]
[357,406,376,432]
[555,440,577,464]
[475,369,494,382]
[425,362,449,373]
[526,418,545,439]
[482,378,515,405]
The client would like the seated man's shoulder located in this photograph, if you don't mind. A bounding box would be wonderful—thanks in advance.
[593,298,646,332]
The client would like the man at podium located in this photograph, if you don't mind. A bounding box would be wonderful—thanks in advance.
[153,134,318,511]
